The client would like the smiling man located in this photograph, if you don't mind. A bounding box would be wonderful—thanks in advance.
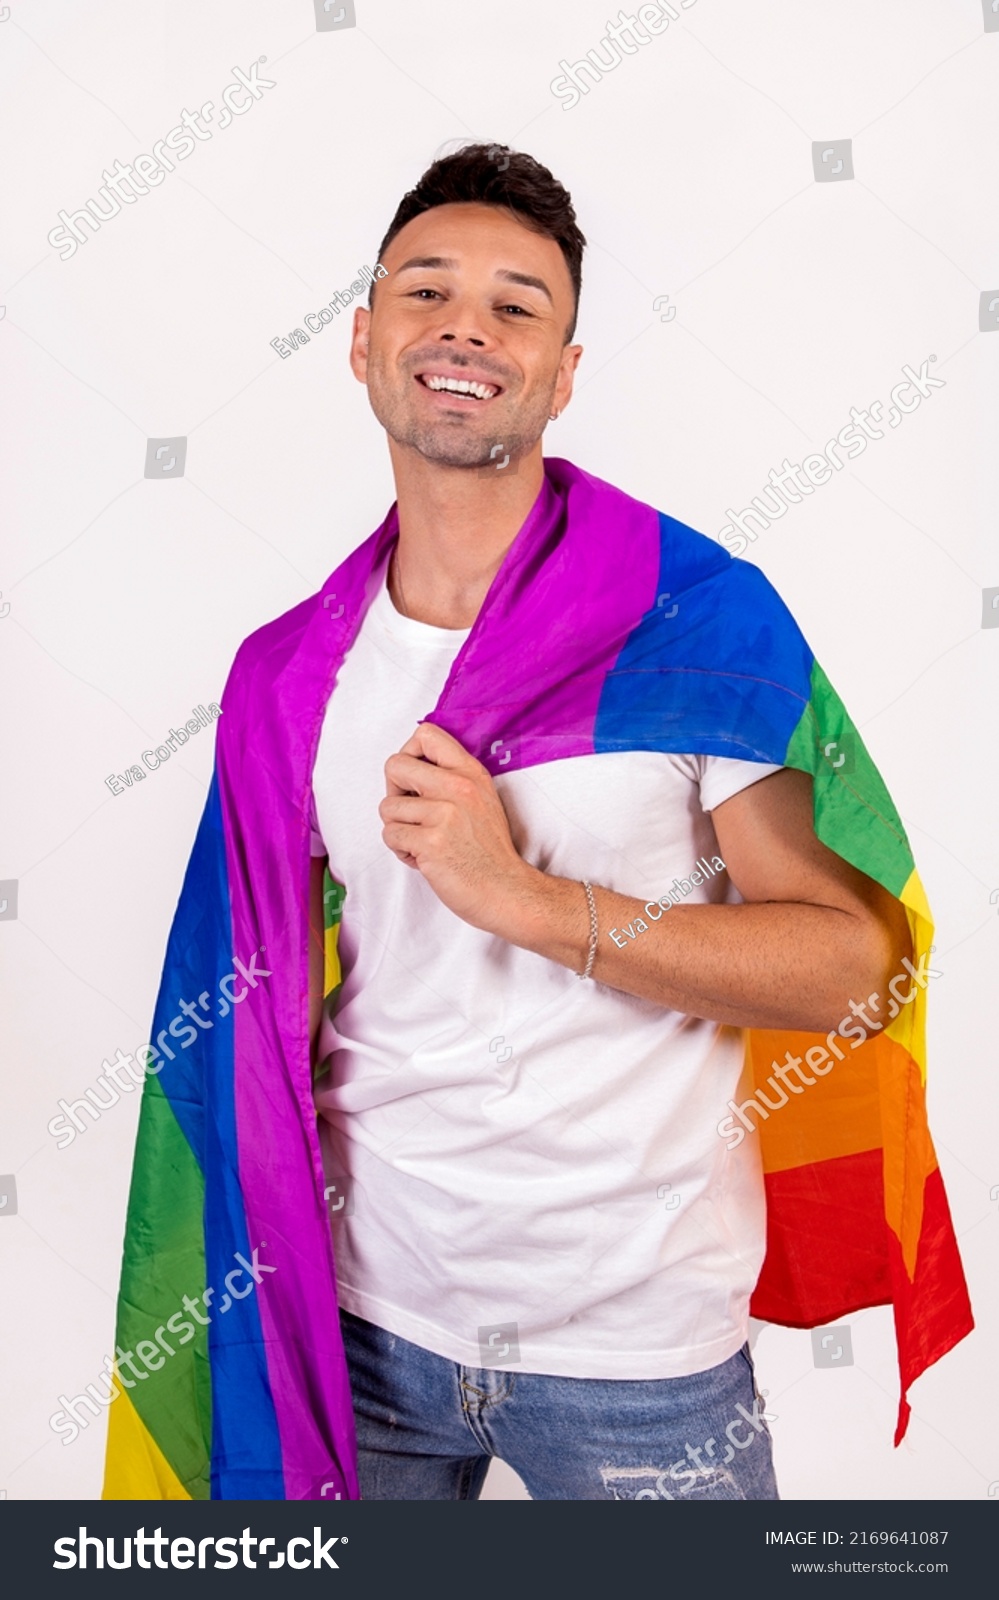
[304,146,905,1501]
[106,143,972,1506]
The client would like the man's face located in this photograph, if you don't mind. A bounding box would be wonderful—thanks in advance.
[351,202,582,469]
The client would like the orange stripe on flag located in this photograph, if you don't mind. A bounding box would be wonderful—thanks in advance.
[745,1028,882,1174]
[878,1037,938,1280]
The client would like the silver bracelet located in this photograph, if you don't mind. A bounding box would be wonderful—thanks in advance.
[578,880,598,980]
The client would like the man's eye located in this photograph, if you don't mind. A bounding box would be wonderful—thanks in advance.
[410,288,442,300]
[499,304,529,316]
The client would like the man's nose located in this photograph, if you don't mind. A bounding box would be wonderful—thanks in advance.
[430,294,494,349]
[438,330,486,348]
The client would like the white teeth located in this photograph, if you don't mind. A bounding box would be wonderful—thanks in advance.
[423,375,497,399]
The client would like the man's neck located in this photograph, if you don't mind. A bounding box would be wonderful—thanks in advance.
[386,441,546,629]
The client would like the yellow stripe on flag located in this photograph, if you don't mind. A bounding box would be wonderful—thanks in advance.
[324,920,341,1002]
[102,1381,193,1501]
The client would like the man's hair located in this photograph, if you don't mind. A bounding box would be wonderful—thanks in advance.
[373,143,586,341]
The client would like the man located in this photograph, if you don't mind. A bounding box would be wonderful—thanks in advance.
[307,143,902,1501]
[104,146,971,1505]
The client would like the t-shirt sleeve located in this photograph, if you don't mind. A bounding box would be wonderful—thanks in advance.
[697,755,784,814]
[308,789,327,858]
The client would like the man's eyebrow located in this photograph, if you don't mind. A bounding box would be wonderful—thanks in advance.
[495,269,554,305]
[394,256,459,274]
[393,257,554,306]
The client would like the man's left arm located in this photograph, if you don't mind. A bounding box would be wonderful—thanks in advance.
[521,764,912,1033]
[380,724,913,1035]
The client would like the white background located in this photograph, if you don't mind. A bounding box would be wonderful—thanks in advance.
[1,0,996,1502]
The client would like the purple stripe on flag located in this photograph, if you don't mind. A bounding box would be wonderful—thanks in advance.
[219,621,365,1499]
[434,461,662,768]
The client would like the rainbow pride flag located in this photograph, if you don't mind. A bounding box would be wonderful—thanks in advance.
[103,457,972,1499]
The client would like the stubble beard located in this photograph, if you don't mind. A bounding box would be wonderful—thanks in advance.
[365,351,556,469]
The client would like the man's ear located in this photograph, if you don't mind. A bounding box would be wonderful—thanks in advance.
[349,305,371,384]
[553,341,583,416]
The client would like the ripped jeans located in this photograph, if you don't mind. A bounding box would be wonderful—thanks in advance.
[340,1309,779,1501]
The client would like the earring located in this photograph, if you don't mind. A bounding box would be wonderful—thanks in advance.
[549,409,560,421]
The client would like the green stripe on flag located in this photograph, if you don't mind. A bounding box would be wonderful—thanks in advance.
[114,1073,211,1500]
[785,659,915,898]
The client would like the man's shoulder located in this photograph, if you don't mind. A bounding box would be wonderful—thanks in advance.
[552,454,781,608]
[225,590,321,707]
[221,522,389,714]
[552,455,732,556]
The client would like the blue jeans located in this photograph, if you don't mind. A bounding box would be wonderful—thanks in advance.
[340,1309,779,1501]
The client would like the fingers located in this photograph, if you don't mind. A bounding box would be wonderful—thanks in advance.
[387,724,485,798]
[396,722,478,769]
[379,795,440,826]
[385,751,479,802]
[381,818,426,859]
[379,797,457,868]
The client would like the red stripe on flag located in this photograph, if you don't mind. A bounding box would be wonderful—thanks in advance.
[750,1154,973,1444]
[888,1165,974,1445]
[751,1148,890,1326]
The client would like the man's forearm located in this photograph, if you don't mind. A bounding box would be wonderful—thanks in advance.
[495,868,907,1034]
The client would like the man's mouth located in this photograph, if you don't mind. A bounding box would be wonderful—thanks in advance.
[415,372,502,402]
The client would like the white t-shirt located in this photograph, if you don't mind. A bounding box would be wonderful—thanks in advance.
[311,576,781,1379]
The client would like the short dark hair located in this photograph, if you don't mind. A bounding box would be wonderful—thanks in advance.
[373,143,586,341]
